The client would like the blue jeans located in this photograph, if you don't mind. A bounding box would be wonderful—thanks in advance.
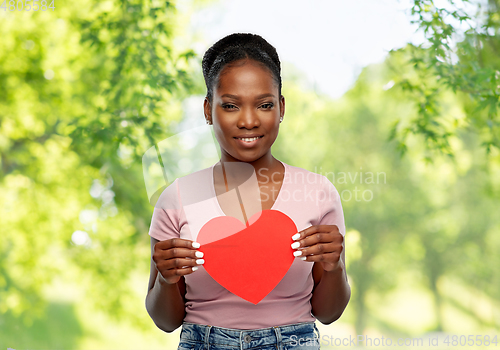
[177,321,321,350]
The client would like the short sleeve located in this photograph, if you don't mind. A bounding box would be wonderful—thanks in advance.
[317,175,346,236]
[148,178,182,241]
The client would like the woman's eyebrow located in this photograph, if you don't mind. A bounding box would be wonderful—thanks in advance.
[255,93,276,100]
[220,93,276,100]
[221,94,240,99]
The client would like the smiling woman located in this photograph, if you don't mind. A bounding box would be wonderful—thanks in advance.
[145,33,350,350]
[203,42,284,165]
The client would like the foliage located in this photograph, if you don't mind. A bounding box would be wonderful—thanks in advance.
[390,0,500,159]
[0,0,200,342]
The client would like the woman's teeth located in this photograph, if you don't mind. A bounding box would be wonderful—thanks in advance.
[236,137,261,142]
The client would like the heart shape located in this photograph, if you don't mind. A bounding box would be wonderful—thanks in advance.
[197,209,297,304]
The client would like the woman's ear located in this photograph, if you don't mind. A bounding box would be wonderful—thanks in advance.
[279,94,285,120]
[203,97,212,125]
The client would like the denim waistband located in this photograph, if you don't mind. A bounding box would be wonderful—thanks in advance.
[179,321,320,349]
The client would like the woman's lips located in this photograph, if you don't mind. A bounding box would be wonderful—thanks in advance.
[233,135,264,148]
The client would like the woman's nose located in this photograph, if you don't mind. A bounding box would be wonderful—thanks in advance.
[237,108,260,128]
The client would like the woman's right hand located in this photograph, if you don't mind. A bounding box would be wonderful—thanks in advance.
[152,238,204,285]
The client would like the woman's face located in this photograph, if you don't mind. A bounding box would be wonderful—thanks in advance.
[204,59,285,164]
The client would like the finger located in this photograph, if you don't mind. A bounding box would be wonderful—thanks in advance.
[164,247,205,260]
[293,242,340,258]
[293,225,340,240]
[169,257,205,270]
[291,230,342,251]
[159,265,201,282]
[157,238,201,250]
[157,256,205,271]
[298,251,341,264]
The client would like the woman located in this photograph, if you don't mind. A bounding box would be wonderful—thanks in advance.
[146,33,350,350]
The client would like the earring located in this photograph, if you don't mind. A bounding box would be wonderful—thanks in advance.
[279,117,283,123]
[206,120,211,125]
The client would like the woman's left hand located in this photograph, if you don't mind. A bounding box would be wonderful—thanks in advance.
[291,225,344,272]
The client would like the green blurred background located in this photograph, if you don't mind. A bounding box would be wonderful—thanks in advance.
[1,0,499,349]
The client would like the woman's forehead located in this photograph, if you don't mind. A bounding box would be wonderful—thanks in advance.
[215,61,278,97]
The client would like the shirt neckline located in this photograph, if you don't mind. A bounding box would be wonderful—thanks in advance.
[210,160,288,217]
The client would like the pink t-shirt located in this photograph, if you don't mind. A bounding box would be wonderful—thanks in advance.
[148,160,346,329]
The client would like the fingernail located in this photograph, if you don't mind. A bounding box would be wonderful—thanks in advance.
[300,256,307,261]
[195,251,204,258]
[192,266,198,272]
[196,259,205,265]
[291,242,300,249]
[192,242,201,248]
[293,250,303,257]
[292,233,301,241]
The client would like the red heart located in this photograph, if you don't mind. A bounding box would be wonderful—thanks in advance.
[197,209,297,304]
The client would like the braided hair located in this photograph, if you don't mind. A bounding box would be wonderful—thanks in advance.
[202,33,282,104]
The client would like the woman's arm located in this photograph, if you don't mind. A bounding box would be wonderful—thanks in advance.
[291,225,351,325]
[145,237,187,333]
[310,240,351,324]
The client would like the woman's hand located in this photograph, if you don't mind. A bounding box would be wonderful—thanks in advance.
[152,238,204,285]
[291,225,343,272]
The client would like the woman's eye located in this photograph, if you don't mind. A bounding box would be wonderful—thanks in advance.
[260,103,274,109]
[222,104,237,110]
